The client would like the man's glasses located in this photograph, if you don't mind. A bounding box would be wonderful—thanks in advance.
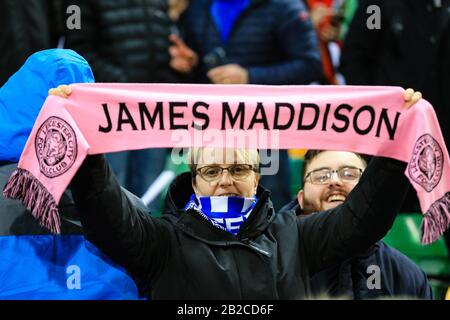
[304,167,363,185]
[195,164,257,182]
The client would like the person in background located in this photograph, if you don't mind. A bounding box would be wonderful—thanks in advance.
[0,0,64,86]
[341,0,450,148]
[168,0,323,210]
[306,0,357,84]
[64,0,186,212]
[281,148,433,299]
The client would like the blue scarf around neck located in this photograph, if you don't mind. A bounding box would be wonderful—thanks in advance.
[184,194,258,236]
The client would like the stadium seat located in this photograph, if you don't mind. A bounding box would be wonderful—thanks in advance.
[383,213,450,277]
[384,213,450,298]
[152,153,190,216]
[288,149,306,197]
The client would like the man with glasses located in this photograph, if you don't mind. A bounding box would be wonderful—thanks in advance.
[286,150,433,299]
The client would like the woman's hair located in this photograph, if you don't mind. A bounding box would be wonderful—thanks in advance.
[187,148,260,173]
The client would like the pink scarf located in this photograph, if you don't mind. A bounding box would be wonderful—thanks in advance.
[3,83,449,244]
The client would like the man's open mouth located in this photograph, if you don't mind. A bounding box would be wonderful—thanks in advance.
[327,194,346,202]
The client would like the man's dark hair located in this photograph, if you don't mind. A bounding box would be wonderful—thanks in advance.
[301,150,369,182]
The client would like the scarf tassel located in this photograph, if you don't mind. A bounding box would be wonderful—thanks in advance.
[2,169,449,243]
[421,192,450,245]
[2,168,61,234]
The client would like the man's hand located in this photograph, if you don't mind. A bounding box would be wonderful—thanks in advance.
[169,34,198,73]
[310,4,340,42]
[207,64,249,84]
[403,88,422,109]
[48,85,72,98]
[320,24,340,42]
[310,4,332,28]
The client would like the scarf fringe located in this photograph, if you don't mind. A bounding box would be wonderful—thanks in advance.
[421,192,450,245]
[3,170,448,243]
[2,168,61,234]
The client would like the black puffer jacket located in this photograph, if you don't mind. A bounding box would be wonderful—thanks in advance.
[64,0,179,83]
[71,155,409,299]
[340,0,450,148]
[0,0,64,86]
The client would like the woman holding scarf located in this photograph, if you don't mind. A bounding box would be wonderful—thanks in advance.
[49,86,421,299]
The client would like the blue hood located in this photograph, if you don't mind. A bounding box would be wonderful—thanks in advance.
[0,49,94,162]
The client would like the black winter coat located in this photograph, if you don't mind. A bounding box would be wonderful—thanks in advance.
[340,0,450,148]
[71,155,410,299]
[0,0,64,86]
[311,241,433,299]
[281,201,433,300]
[64,0,179,83]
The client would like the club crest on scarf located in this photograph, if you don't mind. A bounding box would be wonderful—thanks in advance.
[408,134,443,192]
[185,194,258,236]
[35,116,77,178]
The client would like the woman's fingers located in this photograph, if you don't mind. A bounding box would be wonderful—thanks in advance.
[48,85,71,98]
[412,91,422,103]
[404,88,414,102]
[403,88,422,109]
[60,85,72,95]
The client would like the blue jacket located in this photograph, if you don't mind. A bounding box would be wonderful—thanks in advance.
[281,201,433,299]
[0,49,139,299]
[0,49,94,163]
[181,0,322,84]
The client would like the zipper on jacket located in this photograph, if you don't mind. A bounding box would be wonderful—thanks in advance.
[182,208,272,257]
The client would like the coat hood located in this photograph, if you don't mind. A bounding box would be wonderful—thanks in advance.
[0,49,94,163]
